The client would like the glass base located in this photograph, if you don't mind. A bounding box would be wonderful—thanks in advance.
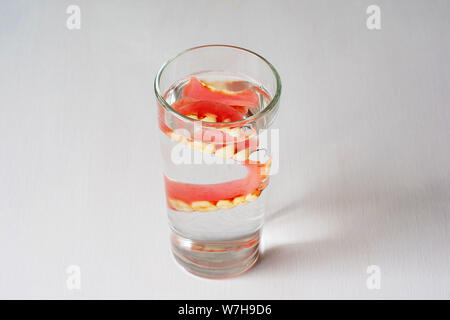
[170,230,260,279]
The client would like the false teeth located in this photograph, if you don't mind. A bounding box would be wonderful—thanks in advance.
[192,141,216,154]
[214,144,235,159]
[168,189,263,213]
[233,148,250,161]
[187,114,198,120]
[216,200,235,209]
[168,132,183,142]
[201,113,218,122]
[169,199,193,212]
[232,196,247,206]
[191,201,218,212]
[260,159,272,177]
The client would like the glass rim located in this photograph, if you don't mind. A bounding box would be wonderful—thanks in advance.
[154,44,282,127]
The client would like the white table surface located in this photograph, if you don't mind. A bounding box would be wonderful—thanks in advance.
[1,0,449,299]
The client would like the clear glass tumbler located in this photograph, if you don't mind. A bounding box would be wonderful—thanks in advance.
[154,45,281,278]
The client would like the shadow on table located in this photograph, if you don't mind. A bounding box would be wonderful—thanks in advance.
[248,176,449,277]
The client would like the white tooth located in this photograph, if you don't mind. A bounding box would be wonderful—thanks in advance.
[215,144,235,158]
[203,143,216,154]
[245,193,259,202]
[187,114,198,120]
[218,127,239,137]
[232,196,247,206]
[227,128,241,137]
[168,132,183,142]
[216,200,235,209]
[201,113,217,122]
[192,141,216,154]
[260,159,272,176]
[233,148,250,161]
[169,199,193,212]
[191,201,217,212]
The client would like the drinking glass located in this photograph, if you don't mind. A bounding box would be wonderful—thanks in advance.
[154,45,281,278]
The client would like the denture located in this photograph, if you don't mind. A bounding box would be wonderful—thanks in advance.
[160,77,271,212]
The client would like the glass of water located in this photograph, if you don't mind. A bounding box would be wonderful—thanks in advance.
[154,45,281,278]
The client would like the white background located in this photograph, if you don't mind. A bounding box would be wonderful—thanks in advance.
[1,0,449,299]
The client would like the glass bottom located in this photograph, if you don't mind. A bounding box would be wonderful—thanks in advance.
[170,230,260,279]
